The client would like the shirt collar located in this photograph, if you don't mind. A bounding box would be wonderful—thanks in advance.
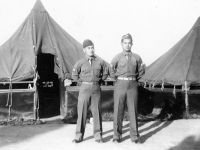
[122,51,132,56]
[85,55,96,61]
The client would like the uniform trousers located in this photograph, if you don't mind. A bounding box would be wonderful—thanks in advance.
[113,80,139,140]
[75,83,102,141]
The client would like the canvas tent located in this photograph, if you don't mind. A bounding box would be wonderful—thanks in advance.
[139,17,200,117]
[0,0,85,120]
[0,0,84,82]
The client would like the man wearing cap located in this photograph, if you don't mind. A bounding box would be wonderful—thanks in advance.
[72,39,108,143]
[110,33,145,143]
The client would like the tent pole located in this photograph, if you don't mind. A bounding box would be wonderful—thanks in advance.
[35,74,40,121]
[8,78,12,120]
[184,81,189,119]
[33,74,38,120]
[34,72,42,124]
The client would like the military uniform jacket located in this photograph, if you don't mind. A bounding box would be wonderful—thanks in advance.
[110,51,145,80]
[72,55,108,82]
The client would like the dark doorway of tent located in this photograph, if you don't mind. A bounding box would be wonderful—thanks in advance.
[37,53,60,118]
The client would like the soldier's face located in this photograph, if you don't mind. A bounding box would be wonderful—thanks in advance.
[84,45,95,56]
[121,39,132,51]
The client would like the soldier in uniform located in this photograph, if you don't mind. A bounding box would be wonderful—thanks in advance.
[110,33,145,143]
[72,39,108,143]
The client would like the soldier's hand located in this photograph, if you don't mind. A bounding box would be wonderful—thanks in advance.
[64,79,72,86]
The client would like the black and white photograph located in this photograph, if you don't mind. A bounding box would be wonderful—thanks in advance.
[0,0,200,150]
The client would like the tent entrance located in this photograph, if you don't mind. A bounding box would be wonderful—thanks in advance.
[37,53,60,118]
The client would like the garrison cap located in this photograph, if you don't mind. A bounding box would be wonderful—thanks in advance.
[83,39,94,48]
[121,33,132,42]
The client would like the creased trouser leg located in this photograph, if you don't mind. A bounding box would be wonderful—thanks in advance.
[75,85,90,141]
[113,81,126,139]
[91,85,102,140]
[75,84,102,141]
[127,81,139,138]
[113,80,139,140]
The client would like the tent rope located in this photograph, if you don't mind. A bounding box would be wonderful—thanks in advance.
[5,78,12,120]
[6,83,10,107]
[149,83,151,89]
[32,11,40,120]
[161,82,164,91]
[173,85,176,98]
[144,82,147,88]
[34,72,40,120]
[152,82,155,89]
[184,81,189,118]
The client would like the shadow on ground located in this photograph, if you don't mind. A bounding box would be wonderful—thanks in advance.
[84,121,148,142]
[168,135,200,150]
[84,121,173,143]
[139,121,173,143]
[120,121,173,143]
[0,120,66,148]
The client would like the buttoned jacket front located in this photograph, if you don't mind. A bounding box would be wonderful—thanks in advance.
[72,55,108,82]
[110,51,144,80]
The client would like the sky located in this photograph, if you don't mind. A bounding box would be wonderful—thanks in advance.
[0,0,200,66]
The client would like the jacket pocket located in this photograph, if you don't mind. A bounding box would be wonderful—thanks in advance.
[81,66,91,77]
[116,62,126,75]
[118,62,126,67]
[94,66,101,77]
